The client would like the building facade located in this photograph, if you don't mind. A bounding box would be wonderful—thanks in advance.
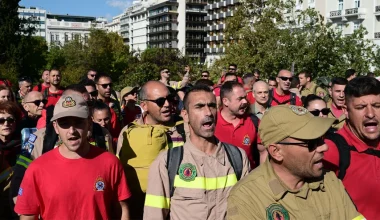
[18,6,47,39]
[204,0,238,65]
[106,14,123,34]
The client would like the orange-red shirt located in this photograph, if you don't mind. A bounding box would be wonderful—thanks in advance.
[324,124,380,220]
[32,84,49,92]
[270,89,302,106]
[44,89,64,108]
[215,111,258,169]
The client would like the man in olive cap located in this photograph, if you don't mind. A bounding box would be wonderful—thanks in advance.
[227,105,364,220]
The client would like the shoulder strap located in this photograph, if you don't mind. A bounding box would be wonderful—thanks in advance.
[222,142,243,181]
[249,114,259,132]
[167,146,184,197]
[43,88,49,99]
[325,133,351,180]
[175,123,186,142]
[267,89,273,108]
[290,92,296,105]
[249,114,260,166]
[38,84,42,92]
[92,123,107,150]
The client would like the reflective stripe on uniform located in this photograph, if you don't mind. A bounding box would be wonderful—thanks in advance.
[89,141,96,146]
[174,173,237,190]
[169,141,184,149]
[353,215,366,220]
[16,155,33,169]
[144,194,170,209]
[0,167,13,183]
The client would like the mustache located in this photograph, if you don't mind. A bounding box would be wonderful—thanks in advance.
[201,116,215,124]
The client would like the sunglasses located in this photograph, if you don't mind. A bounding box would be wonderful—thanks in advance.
[279,76,293,81]
[98,83,113,89]
[89,90,98,97]
[144,95,175,107]
[201,75,209,77]
[24,99,48,106]
[88,74,96,77]
[277,137,324,151]
[309,108,330,116]
[0,117,15,125]
[228,68,236,71]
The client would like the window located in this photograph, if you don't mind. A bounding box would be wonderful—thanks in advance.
[55,35,59,41]
[50,34,54,42]
[338,0,343,10]
[337,23,343,32]
[353,21,360,31]
[355,0,360,8]
[65,33,69,42]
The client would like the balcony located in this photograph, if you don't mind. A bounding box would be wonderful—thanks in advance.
[149,19,177,26]
[329,10,342,18]
[186,0,207,4]
[204,48,211,53]
[205,15,212,21]
[226,0,238,5]
[375,32,380,39]
[345,8,366,19]
[186,26,206,31]
[204,36,211,41]
[205,4,212,10]
[186,8,207,14]
[375,6,380,16]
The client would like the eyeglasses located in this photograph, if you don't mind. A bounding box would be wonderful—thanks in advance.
[309,108,330,116]
[228,68,236,71]
[89,90,98,97]
[279,76,293,81]
[277,137,324,151]
[24,99,47,106]
[88,74,96,77]
[162,71,170,74]
[143,95,175,107]
[0,117,15,125]
[98,83,113,89]
[201,75,209,78]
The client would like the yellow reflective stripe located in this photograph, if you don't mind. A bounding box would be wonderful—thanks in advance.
[170,142,184,148]
[0,167,13,183]
[174,174,237,190]
[145,194,170,209]
[353,214,366,220]
[89,141,96,146]
[16,155,32,168]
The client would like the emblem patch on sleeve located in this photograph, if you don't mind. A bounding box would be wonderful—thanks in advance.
[266,203,290,220]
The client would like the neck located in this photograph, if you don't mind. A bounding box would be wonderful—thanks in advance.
[305,82,312,89]
[271,161,305,190]
[331,102,342,110]
[189,133,217,155]
[160,78,168,84]
[255,101,267,112]
[220,108,239,123]
[0,135,10,143]
[244,85,251,90]
[19,90,26,97]
[59,142,91,159]
[43,82,50,87]
[98,96,108,102]
[275,87,285,95]
[144,114,160,125]
[27,113,39,119]
[49,84,59,92]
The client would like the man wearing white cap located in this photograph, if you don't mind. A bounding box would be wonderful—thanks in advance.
[15,94,131,220]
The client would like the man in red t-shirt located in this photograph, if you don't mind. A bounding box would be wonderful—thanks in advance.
[327,77,348,130]
[15,94,131,219]
[269,70,302,107]
[215,73,238,108]
[42,68,64,107]
[32,69,50,92]
[215,81,261,169]
[242,73,256,104]
[323,76,380,220]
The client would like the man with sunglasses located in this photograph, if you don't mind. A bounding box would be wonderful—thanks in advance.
[43,68,64,108]
[80,78,98,101]
[87,69,97,81]
[20,91,46,128]
[159,68,190,90]
[200,71,210,80]
[227,105,364,220]
[15,94,131,220]
[95,73,122,139]
[268,70,302,107]
[323,77,380,220]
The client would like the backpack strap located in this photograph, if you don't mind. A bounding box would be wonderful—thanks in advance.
[38,84,42,92]
[267,89,273,108]
[92,123,107,150]
[222,142,243,181]
[167,146,184,198]
[290,92,296,105]
[42,88,49,100]
[249,114,260,166]
[249,114,259,131]
[325,133,351,180]
[175,123,186,143]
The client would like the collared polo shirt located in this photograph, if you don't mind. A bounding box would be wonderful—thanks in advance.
[250,102,268,119]
[327,100,346,129]
[324,124,380,220]
[227,159,363,220]
[215,111,258,168]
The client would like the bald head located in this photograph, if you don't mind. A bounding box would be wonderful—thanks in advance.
[253,81,269,105]
[253,81,269,92]
[24,91,43,103]
[140,81,169,100]
[278,69,292,77]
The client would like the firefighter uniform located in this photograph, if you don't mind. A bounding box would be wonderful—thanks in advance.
[143,139,250,220]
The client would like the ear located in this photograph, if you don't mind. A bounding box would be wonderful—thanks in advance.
[96,84,100,91]
[22,103,29,112]
[181,109,189,123]
[222,97,229,107]
[307,77,311,82]
[140,101,148,112]
[276,77,280,84]
[53,121,59,135]
[267,144,284,162]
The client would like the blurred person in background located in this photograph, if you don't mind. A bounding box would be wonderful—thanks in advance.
[32,69,50,92]
[303,94,330,118]
[16,76,32,104]
[120,86,141,125]
[0,85,14,102]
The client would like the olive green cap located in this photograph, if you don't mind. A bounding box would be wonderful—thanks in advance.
[259,105,336,147]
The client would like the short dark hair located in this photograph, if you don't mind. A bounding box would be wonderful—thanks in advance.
[229,64,237,69]
[80,78,96,89]
[18,76,32,84]
[201,70,210,75]
[345,69,356,79]
[64,84,87,94]
[195,79,214,87]
[299,70,312,80]
[345,76,380,103]
[94,72,111,84]
[91,100,111,116]
[220,81,243,101]
[183,85,213,110]
[268,76,276,82]
[160,68,169,73]
[367,72,375,77]
[224,73,237,80]
[331,77,348,87]
[253,69,260,75]
[50,68,60,74]
[87,69,97,74]
[290,77,300,89]
[303,94,324,108]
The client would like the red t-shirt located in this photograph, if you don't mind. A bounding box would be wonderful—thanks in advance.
[215,111,258,169]
[44,89,64,108]
[270,89,302,106]
[221,76,243,84]
[330,102,344,118]
[32,84,49,92]
[323,124,380,220]
[246,91,255,104]
[109,107,121,140]
[15,146,131,219]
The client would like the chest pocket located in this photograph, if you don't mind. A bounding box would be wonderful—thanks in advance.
[171,187,205,201]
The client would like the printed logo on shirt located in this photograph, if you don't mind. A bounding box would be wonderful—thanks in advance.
[266,203,289,220]
[18,187,23,196]
[179,163,197,182]
[242,134,251,146]
[94,176,105,191]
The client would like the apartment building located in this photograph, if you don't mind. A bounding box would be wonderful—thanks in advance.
[106,14,123,34]
[204,0,239,65]
[18,6,47,39]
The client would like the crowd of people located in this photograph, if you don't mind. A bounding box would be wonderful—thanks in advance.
[0,64,378,220]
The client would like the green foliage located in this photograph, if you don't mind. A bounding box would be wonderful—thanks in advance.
[216,0,380,79]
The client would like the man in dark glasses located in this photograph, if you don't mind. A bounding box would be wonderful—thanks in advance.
[200,71,210,80]
[267,69,302,107]
[228,105,363,220]
[86,69,97,81]
[80,78,97,101]
[159,68,190,90]
[21,91,46,128]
